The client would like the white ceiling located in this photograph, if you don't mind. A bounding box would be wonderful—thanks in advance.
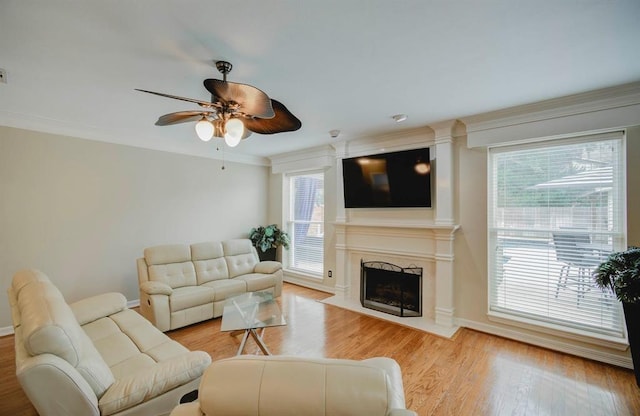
[1,1,639,162]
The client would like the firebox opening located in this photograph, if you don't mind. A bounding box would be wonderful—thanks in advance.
[360,260,422,317]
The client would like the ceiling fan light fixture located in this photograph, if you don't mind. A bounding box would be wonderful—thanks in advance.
[138,60,301,147]
[195,117,214,141]
[224,118,244,147]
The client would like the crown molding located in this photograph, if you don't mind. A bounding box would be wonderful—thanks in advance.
[461,81,640,136]
[269,144,335,174]
[339,126,435,158]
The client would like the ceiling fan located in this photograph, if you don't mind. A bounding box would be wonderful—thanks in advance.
[136,61,301,147]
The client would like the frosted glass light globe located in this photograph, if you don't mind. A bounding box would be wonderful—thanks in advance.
[224,118,244,147]
[195,118,214,142]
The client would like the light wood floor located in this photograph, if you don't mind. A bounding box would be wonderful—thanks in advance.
[2,283,639,416]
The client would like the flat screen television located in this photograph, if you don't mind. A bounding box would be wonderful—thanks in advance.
[342,147,432,208]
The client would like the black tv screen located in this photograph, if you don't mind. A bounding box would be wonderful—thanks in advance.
[342,147,432,208]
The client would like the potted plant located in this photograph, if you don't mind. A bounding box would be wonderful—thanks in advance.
[249,224,290,261]
[593,246,640,386]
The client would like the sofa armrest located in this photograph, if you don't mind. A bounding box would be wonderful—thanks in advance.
[98,351,211,416]
[16,352,100,416]
[140,280,173,296]
[70,292,127,325]
[362,357,408,411]
[254,261,282,274]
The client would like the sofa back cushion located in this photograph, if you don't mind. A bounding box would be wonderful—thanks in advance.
[198,356,393,416]
[223,239,259,278]
[12,269,115,398]
[145,244,197,289]
[191,241,229,284]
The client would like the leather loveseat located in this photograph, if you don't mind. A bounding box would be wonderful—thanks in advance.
[8,269,211,416]
[169,355,417,416]
[137,238,283,332]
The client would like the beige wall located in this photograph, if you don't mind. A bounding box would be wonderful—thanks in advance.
[626,127,640,247]
[0,126,269,328]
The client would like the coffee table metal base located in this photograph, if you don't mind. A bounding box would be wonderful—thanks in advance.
[232,328,271,355]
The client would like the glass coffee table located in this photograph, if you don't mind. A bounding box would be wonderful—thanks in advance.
[220,291,286,355]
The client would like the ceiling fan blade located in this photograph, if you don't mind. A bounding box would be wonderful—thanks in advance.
[243,99,302,135]
[203,79,274,119]
[156,111,216,126]
[136,89,216,109]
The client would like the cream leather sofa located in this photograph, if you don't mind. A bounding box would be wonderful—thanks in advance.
[170,355,417,416]
[137,238,283,332]
[8,269,212,416]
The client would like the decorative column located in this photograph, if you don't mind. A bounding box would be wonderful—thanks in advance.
[333,142,347,223]
[332,142,349,297]
[429,120,461,327]
[430,120,457,226]
[433,226,459,327]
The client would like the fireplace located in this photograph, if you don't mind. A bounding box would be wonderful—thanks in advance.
[360,260,422,317]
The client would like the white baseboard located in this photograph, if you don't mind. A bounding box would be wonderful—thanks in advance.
[456,318,633,369]
[283,274,335,294]
[0,326,14,337]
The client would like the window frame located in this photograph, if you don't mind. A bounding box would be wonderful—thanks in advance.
[486,131,628,348]
[283,169,325,278]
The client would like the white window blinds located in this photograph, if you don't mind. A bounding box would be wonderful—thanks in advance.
[488,132,626,339]
[286,171,324,276]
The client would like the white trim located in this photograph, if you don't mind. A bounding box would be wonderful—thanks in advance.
[0,326,14,336]
[457,318,632,369]
[270,145,334,174]
[487,311,628,351]
[339,127,435,159]
[284,272,335,294]
[463,81,640,148]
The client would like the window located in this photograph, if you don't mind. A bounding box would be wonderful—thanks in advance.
[286,171,324,277]
[488,132,626,341]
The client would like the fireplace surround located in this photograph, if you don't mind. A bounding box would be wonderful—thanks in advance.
[323,122,461,337]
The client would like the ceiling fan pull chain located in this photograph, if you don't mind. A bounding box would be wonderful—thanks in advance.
[218,145,226,170]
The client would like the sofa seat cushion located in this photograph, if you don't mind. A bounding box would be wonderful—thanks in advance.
[84,308,201,378]
[201,279,247,301]
[236,273,278,292]
[169,286,215,312]
[82,307,212,415]
[83,317,146,371]
[98,351,211,416]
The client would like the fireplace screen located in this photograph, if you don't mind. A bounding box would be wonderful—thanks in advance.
[360,260,422,317]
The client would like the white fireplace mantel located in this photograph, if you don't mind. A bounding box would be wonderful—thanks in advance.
[325,220,460,337]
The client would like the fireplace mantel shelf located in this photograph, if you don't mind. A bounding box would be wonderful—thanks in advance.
[333,221,460,232]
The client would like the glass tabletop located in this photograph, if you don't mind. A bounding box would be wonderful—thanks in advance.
[220,291,286,332]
